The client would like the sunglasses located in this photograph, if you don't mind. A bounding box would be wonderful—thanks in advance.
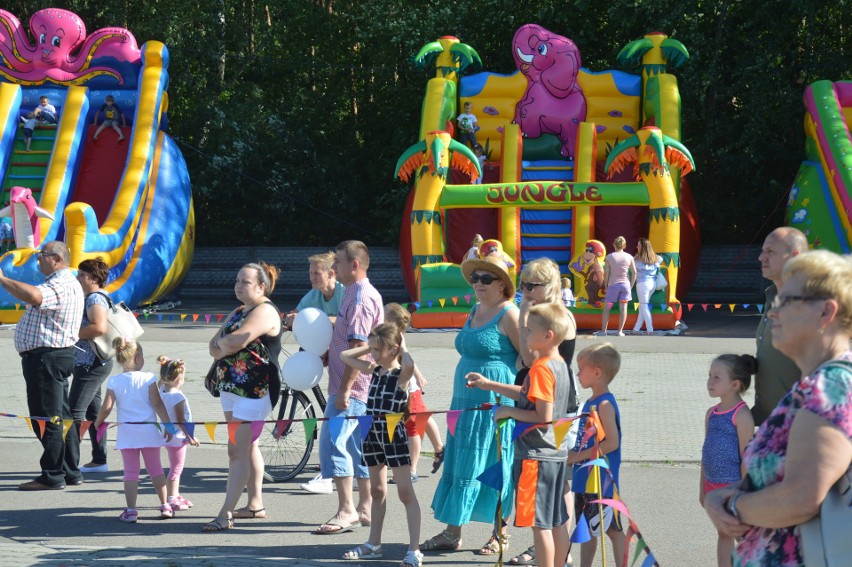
[470,272,497,285]
[519,282,546,292]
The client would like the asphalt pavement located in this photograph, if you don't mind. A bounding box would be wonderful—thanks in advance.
[0,306,760,566]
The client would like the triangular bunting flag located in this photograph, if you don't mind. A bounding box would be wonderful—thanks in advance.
[687,303,694,311]
[163,422,178,436]
[386,414,403,442]
[227,422,240,445]
[357,415,374,442]
[251,420,264,443]
[464,294,471,303]
[303,418,317,445]
[35,419,47,439]
[438,298,446,308]
[585,470,600,493]
[588,497,630,518]
[96,422,109,442]
[632,302,639,311]
[205,422,218,443]
[157,314,163,321]
[579,458,610,470]
[743,304,750,310]
[446,410,461,436]
[714,304,721,309]
[23,417,33,432]
[554,418,572,448]
[475,461,504,492]
[180,314,187,321]
[757,304,764,313]
[328,416,347,444]
[451,297,458,305]
[275,419,291,439]
[571,514,592,543]
[728,304,736,312]
[78,420,92,441]
[414,412,430,437]
[205,314,211,323]
[62,419,74,441]
[632,536,648,566]
[511,421,532,442]
[217,314,224,321]
[640,552,657,567]
[185,422,196,439]
[192,314,199,322]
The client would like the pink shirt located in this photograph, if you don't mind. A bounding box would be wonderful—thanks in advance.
[327,278,384,402]
[606,251,633,285]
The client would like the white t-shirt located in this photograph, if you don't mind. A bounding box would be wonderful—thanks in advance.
[106,371,164,449]
[159,387,192,447]
[457,112,478,133]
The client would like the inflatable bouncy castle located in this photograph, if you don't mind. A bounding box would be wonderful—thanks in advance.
[785,80,852,254]
[395,26,699,329]
[0,8,193,322]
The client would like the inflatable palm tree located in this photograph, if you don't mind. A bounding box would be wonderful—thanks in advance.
[395,131,481,268]
[605,126,694,302]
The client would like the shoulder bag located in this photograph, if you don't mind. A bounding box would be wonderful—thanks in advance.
[88,291,144,360]
[798,359,852,567]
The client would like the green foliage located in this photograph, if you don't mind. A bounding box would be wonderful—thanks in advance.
[4,0,850,245]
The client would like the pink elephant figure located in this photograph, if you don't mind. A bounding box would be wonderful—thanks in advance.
[512,24,587,159]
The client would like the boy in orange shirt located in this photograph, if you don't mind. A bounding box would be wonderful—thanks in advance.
[467,302,573,567]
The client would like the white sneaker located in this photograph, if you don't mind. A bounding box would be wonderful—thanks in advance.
[80,463,108,473]
[300,473,333,494]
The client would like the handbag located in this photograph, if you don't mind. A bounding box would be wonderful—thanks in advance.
[88,292,144,360]
[799,465,852,566]
[205,360,221,397]
[798,359,852,566]
[654,270,667,292]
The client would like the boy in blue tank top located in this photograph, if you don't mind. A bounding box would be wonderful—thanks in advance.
[568,343,626,567]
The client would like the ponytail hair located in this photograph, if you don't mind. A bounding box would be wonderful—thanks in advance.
[713,354,758,393]
[113,336,141,366]
[243,261,279,296]
[157,355,186,384]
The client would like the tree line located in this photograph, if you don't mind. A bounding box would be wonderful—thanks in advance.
[7,0,851,246]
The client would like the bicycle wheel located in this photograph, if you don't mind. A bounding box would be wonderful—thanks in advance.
[261,389,316,482]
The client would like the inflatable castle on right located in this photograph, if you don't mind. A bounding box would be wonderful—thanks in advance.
[395,26,700,329]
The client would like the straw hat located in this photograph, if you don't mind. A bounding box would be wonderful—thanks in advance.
[461,255,515,299]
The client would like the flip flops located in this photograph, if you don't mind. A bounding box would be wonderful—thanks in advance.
[234,507,268,519]
[314,517,361,534]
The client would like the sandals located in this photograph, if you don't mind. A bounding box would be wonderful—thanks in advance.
[508,545,536,565]
[159,503,174,519]
[202,515,234,532]
[478,533,510,555]
[421,529,462,551]
[234,507,267,519]
[118,508,138,523]
[401,549,424,566]
[431,448,445,474]
[342,542,383,560]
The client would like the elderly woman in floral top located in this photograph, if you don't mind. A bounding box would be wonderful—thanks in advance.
[704,250,852,566]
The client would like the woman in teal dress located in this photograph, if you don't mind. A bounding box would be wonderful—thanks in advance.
[423,255,520,555]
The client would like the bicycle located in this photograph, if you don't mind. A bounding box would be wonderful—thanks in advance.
[260,381,327,483]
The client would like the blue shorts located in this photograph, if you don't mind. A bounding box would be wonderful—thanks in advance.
[318,394,369,479]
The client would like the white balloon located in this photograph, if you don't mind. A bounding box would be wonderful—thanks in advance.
[293,307,333,356]
[282,351,324,391]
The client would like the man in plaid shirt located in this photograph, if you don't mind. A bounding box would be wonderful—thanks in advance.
[0,241,85,490]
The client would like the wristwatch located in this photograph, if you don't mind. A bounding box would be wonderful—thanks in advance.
[726,491,744,520]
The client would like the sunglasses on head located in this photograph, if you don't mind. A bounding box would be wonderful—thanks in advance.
[470,272,497,285]
[520,282,546,292]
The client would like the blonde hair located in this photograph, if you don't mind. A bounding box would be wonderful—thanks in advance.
[561,276,571,290]
[613,236,627,251]
[113,337,142,366]
[528,303,572,342]
[782,250,852,332]
[157,355,187,385]
[308,251,335,272]
[472,234,484,247]
[520,258,561,303]
[384,303,411,333]
[577,342,621,381]
[368,323,403,352]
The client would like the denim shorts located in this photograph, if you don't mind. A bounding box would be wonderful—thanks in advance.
[318,394,368,479]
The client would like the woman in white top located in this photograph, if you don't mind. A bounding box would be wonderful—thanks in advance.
[632,238,663,334]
